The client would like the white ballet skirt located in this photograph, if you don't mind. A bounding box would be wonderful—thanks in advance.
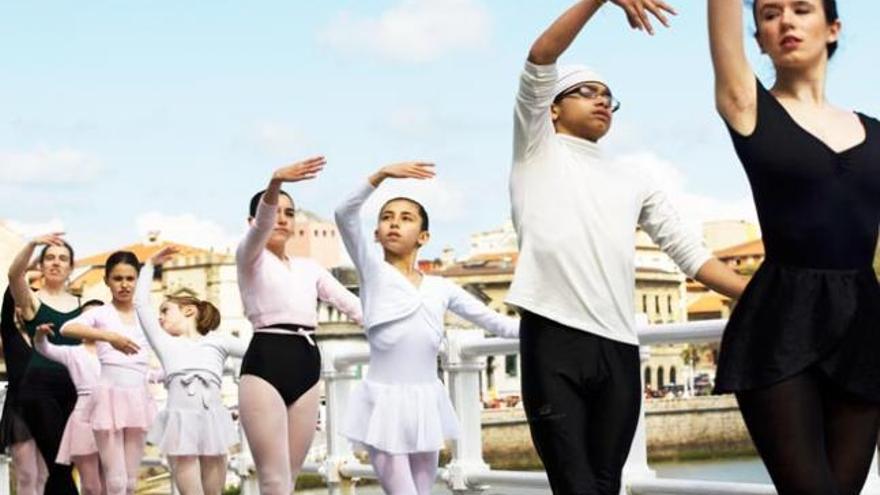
[342,305,460,454]
[147,372,239,456]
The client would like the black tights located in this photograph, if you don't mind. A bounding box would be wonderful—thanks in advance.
[737,370,880,495]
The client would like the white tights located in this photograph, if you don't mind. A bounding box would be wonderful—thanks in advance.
[10,439,48,495]
[238,375,320,495]
[169,455,228,495]
[94,428,147,495]
[367,447,439,495]
[72,453,105,495]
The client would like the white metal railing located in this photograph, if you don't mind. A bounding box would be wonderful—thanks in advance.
[2,320,879,495]
[307,319,880,495]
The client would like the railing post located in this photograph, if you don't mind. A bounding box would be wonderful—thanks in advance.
[230,366,259,495]
[0,455,10,495]
[862,447,880,494]
[320,340,364,495]
[444,330,490,494]
[622,344,657,494]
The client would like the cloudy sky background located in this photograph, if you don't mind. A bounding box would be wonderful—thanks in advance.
[2,0,878,260]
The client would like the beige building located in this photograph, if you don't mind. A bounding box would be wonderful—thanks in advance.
[703,220,760,252]
[289,210,344,269]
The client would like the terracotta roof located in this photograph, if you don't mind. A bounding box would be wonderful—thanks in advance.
[76,241,214,268]
[71,241,217,292]
[688,292,730,313]
[714,239,764,259]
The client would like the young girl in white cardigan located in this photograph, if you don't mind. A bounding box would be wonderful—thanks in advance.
[134,246,247,495]
[335,161,519,495]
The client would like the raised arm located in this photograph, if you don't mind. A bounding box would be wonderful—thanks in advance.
[334,162,435,272]
[237,156,327,265]
[7,233,64,320]
[446,282,519,339]
[334,181,379,274]
[708,0,757,133]
[530,0,675,65]
[134,253,177,365]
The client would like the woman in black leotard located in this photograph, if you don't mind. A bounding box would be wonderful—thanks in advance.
[1,287,48,495]
[8,233,82,494]
[708,2,880,494]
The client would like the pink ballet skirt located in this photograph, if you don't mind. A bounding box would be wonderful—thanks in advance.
[147,373,239,456]
[90,380,157,431]
[56,397,98,465]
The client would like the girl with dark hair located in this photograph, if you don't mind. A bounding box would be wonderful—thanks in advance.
[135,245,247,495]
[334,162,519,495]
[708,1,880,493]
[7,233,81,494]
[61,250,156,495]
[236,156,363,494]
[33,314,103,495]
[0,287,48,495]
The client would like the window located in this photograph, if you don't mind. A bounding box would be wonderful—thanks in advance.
[505,355,518,377]
[642,294,647,313]
[654,295,660,314]
[644,367,652,387]
[658,367,665,388]
[667,295,673,314]
[670,366,677,385]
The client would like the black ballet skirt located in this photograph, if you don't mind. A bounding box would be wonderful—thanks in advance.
[714,79,880,402]
[0,398,33,449]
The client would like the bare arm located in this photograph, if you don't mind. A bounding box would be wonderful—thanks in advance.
[7,233,64,320]
[693,258,748,300]
[708,0,757,133]
[529,0,676,65]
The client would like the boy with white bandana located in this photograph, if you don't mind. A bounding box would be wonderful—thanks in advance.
[507,1,747,493]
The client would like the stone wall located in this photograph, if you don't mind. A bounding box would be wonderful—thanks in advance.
[479,395,753,467]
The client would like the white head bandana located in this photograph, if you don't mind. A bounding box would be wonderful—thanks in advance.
[553,64,611,100]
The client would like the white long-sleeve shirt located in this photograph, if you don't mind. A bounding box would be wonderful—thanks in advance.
[335,182,519,340]
[135,263,248,387]
[507,61,712,346]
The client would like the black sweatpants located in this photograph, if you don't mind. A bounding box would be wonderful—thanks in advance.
[520,311,642,495]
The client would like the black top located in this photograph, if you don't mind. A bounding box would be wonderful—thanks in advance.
[1,288,32,390]
[727,79,880,270]
[22,301,81,371]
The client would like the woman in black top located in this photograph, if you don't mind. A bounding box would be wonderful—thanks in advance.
[708,1,880,494]
[1,287,48,495]
[8,233,82,494]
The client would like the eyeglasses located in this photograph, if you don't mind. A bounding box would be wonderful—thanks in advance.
[555,84,621,113]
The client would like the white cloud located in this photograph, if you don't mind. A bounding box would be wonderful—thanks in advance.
[0,148,101,184]
[4,218,67,239]
[135,212,242,251]
[360,177,466,224]
[319,0,492,63]
[616,151,758,228]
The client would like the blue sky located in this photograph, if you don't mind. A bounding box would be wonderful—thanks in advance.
[2,0,878,260]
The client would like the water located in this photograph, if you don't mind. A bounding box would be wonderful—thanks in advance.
[300,457,771,494]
